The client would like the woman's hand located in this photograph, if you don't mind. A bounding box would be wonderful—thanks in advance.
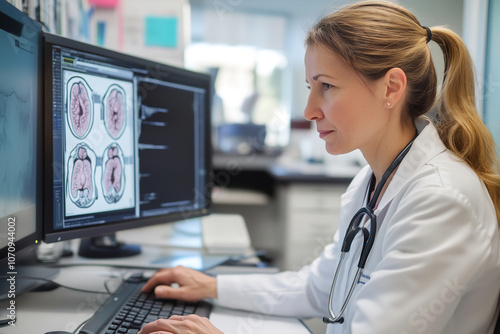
[138,315,223,334]
[141,266,217,301]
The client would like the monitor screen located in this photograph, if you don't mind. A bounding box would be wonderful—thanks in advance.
[0,1,42,262]
[43,34,212,245]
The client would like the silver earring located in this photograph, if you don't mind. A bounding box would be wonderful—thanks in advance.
[386,102,390,107]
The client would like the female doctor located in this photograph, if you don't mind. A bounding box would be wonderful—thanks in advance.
[138,1,500,333]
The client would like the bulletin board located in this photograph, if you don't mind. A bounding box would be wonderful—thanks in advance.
[121,0,188,67]
[87,0,188,67]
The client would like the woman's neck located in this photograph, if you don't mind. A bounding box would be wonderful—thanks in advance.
[363,119,417,189]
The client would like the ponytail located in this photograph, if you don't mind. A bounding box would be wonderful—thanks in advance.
[431,27,500,227]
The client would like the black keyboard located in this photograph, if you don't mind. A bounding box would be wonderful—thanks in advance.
[78,281,212,334]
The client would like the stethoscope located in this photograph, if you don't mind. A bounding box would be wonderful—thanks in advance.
[323,135,417,325]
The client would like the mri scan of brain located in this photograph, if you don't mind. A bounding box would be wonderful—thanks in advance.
[67,79,93,139]
[104,85,126,139]
[102,144,125,203]
[67,143,97,208]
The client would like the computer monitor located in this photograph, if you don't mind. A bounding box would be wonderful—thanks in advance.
[42,34,212,258]
[0,0,45,301]
[0,0,42,265]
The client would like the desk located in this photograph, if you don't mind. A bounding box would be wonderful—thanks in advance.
[0,220,310,334]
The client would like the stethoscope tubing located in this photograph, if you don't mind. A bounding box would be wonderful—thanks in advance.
[324,135,417,325]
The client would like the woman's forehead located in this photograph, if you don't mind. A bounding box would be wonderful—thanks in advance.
[305,45,355,80]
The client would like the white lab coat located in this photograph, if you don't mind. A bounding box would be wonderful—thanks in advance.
[217,117,500,334]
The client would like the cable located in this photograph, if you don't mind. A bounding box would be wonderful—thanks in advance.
[73,316,91,334]
[104,275,123,295]
[0,275,111,295]
[0,318,14,327]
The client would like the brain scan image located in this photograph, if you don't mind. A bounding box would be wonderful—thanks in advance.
[67,78,93,139]
[104,84,126,139]
[67,143,97,208]
[102,144,125,203]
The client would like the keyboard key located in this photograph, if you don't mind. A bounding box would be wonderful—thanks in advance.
[131,320,142,329]
[145,315,158,323]
[159,311,170,318]
[150,308,161,315]
[173,306,184,312]
[184,306,195,313]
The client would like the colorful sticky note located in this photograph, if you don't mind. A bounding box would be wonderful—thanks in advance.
[88,0,120,8]
[145,16,178,48]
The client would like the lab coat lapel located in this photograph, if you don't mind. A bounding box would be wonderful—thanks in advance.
[375,116,447,213]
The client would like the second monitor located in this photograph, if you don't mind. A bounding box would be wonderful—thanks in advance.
[43,34,212,257]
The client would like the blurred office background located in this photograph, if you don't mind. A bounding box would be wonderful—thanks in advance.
[8,0,499,332]
[9,0,497,157]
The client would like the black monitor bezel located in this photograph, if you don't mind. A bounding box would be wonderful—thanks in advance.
[0,0,43,261]
[42,33,213,243]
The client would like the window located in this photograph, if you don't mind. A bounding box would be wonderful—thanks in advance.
[484,0,500,148]
[187,9,291,155]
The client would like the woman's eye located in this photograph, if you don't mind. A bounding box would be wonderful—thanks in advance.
[322,83,333,90]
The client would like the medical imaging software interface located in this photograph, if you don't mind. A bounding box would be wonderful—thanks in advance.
[49,44,208,232]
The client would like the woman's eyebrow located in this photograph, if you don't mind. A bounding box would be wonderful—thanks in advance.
[312,74,337,81]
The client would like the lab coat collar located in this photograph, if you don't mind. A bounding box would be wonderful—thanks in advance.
[378,116,446,211]
[340,116,446,218]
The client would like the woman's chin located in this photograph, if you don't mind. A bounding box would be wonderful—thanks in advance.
[325,144,348,156]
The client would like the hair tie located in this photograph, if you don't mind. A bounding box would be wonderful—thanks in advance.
[422,25,432,43]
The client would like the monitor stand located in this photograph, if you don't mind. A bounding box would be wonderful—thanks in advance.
[78,234,141,258]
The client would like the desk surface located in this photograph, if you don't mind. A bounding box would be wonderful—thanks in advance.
[0,220,309,334]
[0,265,309,334]
[213,153,361,184]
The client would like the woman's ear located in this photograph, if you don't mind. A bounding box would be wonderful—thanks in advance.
[384,68,407,108]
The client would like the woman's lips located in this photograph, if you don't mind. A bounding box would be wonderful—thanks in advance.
[318,130,334,138]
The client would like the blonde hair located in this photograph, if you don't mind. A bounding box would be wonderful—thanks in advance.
[306,0,500,226]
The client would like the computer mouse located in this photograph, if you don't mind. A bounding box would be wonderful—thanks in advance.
[44,331,73,334]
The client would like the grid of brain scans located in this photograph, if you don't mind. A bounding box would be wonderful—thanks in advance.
[63,70,135,217]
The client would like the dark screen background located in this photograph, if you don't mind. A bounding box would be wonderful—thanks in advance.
[138,80,196,214]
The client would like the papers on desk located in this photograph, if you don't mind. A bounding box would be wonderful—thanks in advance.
[202,214,253,255]
[210,306,311,334]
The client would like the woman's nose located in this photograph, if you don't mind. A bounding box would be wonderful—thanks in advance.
[304,94,323,121]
